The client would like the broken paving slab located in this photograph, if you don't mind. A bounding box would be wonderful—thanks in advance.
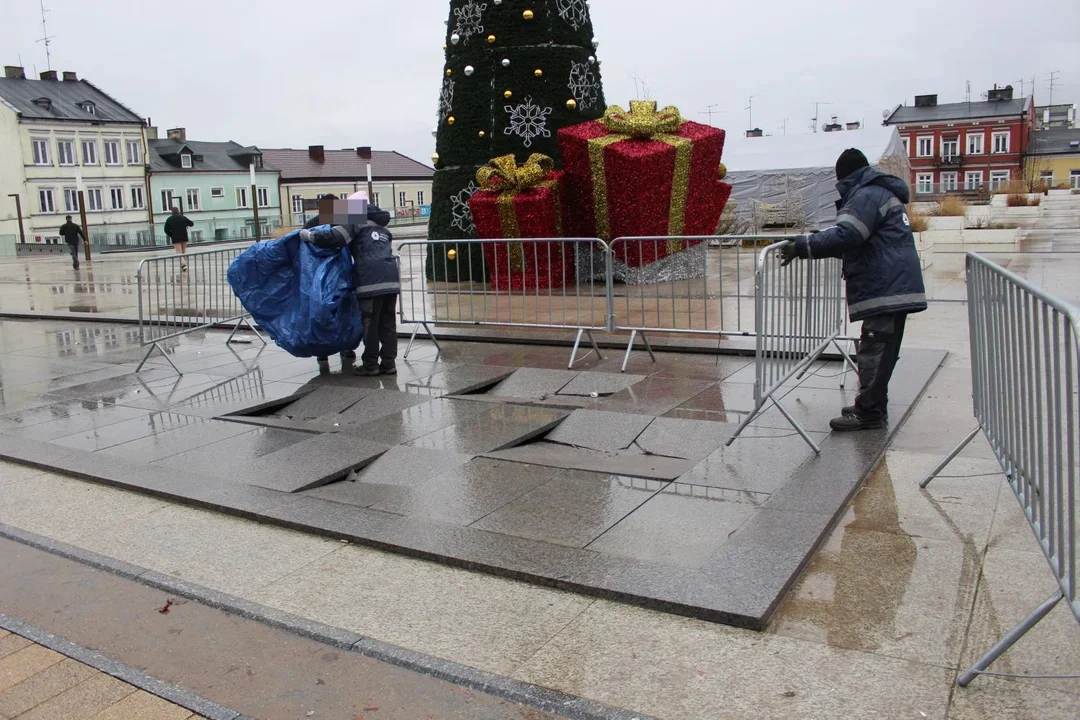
[404,365,517,397]
[632,416,731,461]
[340,398,493,445]
[484,441,694,481]
[215,415,330,435]
[557,372,647,397]
[407,404,569,455]
[247,434,390,493]
[316,390,435,428]
[546,409,653,452]
[485,368,579,400]
[273,386,370,419]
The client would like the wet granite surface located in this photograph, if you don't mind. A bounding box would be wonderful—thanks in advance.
[0,318,947,629]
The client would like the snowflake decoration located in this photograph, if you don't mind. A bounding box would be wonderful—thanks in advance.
[568,61,602,111]
[453,0,487,43]
[504,96,552,148]
[556,0,589,30]
[438,77,455,123]
[450,181,479,235]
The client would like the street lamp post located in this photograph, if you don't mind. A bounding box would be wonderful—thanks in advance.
[7,194,26,245]
[250,163,261,242]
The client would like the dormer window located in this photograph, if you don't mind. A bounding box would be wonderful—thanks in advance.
[251,154,264,170]
[181,154,192,169]
[80,101,96,116]
[32,97,52,111]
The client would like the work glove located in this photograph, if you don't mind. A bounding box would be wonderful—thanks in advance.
[779,240,798,267]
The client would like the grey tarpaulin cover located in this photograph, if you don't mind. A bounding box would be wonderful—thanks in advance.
[723,126,911,229]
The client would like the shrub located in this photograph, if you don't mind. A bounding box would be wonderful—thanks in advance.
[1006,193,1029,207]
[907,205,929,233]
[936,195,968,217]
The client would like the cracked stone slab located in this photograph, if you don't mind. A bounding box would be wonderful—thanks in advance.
[273,386,370,420]
[484,442,693,481]
[316,390,435,428]
[247,434,390,493]
[408,404,569,455]
[404,366,516,397]
[486,369,579,400]
[632,417,731,461]
[557,372,647,397]
[545,410,653,452]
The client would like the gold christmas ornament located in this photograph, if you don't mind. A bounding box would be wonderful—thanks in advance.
[488,34,496,43]
[523,9,534,20]
[447,249,458,261]
[718,163,728,180]
[566,99,578,110]
[447,116,456,125]
[445,68,452,77]
[443,44,447,50]
[432,153,440,163]
[478,130,487,137]
[504,90,513,99]
[534,68,543,78]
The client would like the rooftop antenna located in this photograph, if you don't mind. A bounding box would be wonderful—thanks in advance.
[37,0,54,71]
[745,95,756,132]
[778,118,788,136]
[1047,70,1061,108]
[810,101,831,133]
[966,80,971,110]
[700,104,721,127]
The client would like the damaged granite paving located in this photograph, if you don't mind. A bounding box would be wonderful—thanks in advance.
[0,321,945,629]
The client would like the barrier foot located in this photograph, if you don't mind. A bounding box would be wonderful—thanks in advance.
[569,329,602,369]
[958,591,1064,687]
[833,338,858,390]
[920,427,981,488]
[404,323,441,360]
[771,397,821,454]
[136,343,183,377]
[620,331,657,373]
[227,316,267,346]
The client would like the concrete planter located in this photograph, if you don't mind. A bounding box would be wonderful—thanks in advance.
[927,216,965,231]
[1003,206,1041,219]
[963,228,1020,244]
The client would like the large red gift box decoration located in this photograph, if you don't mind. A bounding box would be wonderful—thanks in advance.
[559,101,733,267]
[468,153,574,291]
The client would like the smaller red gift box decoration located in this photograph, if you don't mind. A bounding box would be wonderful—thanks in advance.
[469,153,575,291]
[559,101,733,268]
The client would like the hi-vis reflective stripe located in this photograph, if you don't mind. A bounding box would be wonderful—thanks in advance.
[848,293,927,316]
[837,213,871,240]
[879,197,904,216]
[358,282,402,294]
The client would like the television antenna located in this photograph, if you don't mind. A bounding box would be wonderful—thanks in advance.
[36,0,54,71]
[811,101,832,133]
[1047,70,1061,108]
[778,118,788,136]
[745,95,756,132]
[700,104,721,127]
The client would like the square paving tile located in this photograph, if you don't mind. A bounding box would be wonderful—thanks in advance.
[663,382,757,423]
[368,458,566,526]
[407,404,568,454]
[679,426,828,495]
[471,470,666,548]
[485,442,693,481]
[324,390,435,427]
[353,446,475,487]
[95,417,255,464]
[594,378,715,416]
[486,369,578,399]
[341,398,493,445]
[248,434,390,493]
[404,366,516,397]
[273,386,369,420]
[556,372,647,397]
[154,427,314,479]
[632,416,730,461]
[0,403,152,442]
[545,409,653,452]
[586,483,760,568]
[47,411,219,453]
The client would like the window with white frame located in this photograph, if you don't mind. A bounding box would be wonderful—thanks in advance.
[32,139,50,165]
[917,136,934,157]
[56,140,76,166]
[398,191,408,207]
[63,188,79,213]
[126,140,141,165]
[291,195,303,214]
[941,138,959,160]
[86,188,103,212]
[257,187,270,208]
[992,131,1010,154]
[235,187,249,208]
[902,137,909,157]
[915,173,934,194]
[417,190,425,205]
[109,187,124,210]
[989,170,1010,190]
[965,171,983,190]
[1039,170,1054,186]
[372,192,380,206]
[180,154,193,169]
[967,132,985,155]
[1071,170,1080,189]
[186,188,201,212]
[82,140,98,165]
[104,141,121,166]
[941,172,958,192]
[130,186,145,210]
[211,187,225,199]
[160,190,176,213]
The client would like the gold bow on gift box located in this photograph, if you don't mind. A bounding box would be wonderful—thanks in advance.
[587,100,692,248]
[475,154,563,270]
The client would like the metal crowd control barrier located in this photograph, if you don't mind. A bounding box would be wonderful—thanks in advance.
[726,241,854,453]
[610,235,783,372]
[397,238,612,368]
[922,253,1079,686]
[136,245,265,375]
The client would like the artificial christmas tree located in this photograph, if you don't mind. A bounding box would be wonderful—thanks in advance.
[427,0,606,282]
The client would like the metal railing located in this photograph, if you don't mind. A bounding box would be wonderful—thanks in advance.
[725,241,854,453]
[136,245,265,375]
[921,252,1079,686]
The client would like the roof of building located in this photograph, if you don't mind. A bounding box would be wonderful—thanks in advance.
[1029,128,1080,156]
[0,76,143,124]
[261,148,434,181]
[885,97,1028,125]
[149,139,279,173]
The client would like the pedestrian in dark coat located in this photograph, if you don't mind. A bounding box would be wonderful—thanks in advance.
[58,215,84,270]
[351,205,400,376]
[163,207,194,270]
[782,148,927,431]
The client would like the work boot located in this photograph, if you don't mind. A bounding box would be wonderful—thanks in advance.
[380,361,397,376]
[842,405,887,420]
[341,350,357,361]
[357,363,381,377]
[317,356,330,374]
[830,413,885,432]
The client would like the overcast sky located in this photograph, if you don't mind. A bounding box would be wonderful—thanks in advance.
[2,0,1077,163]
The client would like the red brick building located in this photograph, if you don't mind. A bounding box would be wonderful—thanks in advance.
[884,86,1035,198]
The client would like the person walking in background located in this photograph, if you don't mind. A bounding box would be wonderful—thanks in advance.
[781,148,927,432]
[164,207,194,271]
[58,215,84,270]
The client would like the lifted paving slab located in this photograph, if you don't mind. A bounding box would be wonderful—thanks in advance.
[0,341,947,630]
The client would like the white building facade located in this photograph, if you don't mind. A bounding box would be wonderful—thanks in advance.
[0,66,151,249]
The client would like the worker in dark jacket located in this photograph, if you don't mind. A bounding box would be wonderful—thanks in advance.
[58,215,84,270]
[782,149,927,432]
[163,207,194,271]
[352,203,399,376]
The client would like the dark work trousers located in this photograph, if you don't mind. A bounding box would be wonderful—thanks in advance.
[853,312,908,419]
[361,294,398,368]
[68,241,80,269]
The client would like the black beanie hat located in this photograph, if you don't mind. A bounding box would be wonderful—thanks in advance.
[836,148,869,181]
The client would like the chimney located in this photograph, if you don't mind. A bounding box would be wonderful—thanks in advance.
[61,71,77,82]
[3,66,26,79]
[846,121,861,131]
[309,145,325,162]
[987,85,1014,102]
[357,146,372,159]
[39,70,58,81]
[914,94,938,108]
[166,127,186,142]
